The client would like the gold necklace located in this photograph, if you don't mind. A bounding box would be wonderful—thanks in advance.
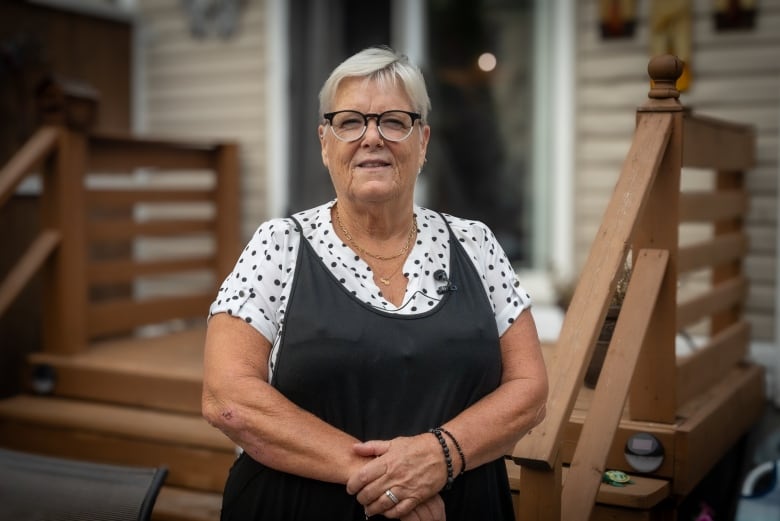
[334,204,418,262]
[375,256,406,286]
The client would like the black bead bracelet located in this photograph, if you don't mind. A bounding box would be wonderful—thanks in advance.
[429,427,454,490]
[439,427,466,475]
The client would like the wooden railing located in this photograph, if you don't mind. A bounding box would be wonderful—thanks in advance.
[0,127,62,318]
[512,55,757,520]
[0,110,240,355]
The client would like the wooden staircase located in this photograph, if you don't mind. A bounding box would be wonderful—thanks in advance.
[507,55,765,520]
[0,86,240,520]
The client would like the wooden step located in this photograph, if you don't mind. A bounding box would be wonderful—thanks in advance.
[153,486,222,521]
[27,327,206,414]
[0,395,235,492]
[506,460,672,520]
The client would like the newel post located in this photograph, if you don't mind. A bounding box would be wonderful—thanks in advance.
[36,76,95,354]
[629,55,684,422]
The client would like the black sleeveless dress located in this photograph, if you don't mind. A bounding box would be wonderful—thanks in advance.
[220,215,515,521]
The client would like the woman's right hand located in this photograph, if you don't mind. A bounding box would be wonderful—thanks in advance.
[401,494,445,521]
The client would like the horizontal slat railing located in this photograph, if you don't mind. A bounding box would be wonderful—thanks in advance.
[87,294,214,338]
[89,257,215,285]
[88,133,220,171]
[86,189,215,206]
[1,102,240,352]
[679,190,748,222]
[511,112,674,469]
[676,320,751,405]
[0,127,60,207]
[87,219,214,241]
[0,230,61,317]
[676,276,748,330]
[81,141,239,342]
[678,233,748,273]
[682,113,756,170]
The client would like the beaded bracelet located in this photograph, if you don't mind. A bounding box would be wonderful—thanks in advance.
[429,428,454,490]
[439,427,466,475]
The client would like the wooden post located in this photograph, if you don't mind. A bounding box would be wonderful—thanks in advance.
[213,143,241,283]
[517,454,562,521]
[40,128,89,354]
[629,55,683,422]
[37,76,97,354]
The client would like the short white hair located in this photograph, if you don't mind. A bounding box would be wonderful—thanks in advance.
[318,46,431,122]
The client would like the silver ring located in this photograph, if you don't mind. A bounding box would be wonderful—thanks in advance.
[385,489,400,505]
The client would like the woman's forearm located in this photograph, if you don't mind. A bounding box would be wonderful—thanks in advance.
[203,379,368,484]
[202,313,369,484]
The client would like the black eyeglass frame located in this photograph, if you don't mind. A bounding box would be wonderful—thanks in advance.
[322,110,422,142]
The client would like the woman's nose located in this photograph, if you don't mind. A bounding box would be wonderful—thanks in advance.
[362,118,384,145]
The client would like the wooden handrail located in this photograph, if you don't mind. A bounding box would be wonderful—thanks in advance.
[88,133,221,171]
[0,127,60,207]
[0,230,61,318]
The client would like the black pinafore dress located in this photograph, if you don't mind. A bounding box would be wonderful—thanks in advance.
[220,215,515,521]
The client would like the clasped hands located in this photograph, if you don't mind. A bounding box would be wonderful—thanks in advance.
[346,434,449,521]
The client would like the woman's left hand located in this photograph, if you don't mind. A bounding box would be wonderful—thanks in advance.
[347,434,447,518]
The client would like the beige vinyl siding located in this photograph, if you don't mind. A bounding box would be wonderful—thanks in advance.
[575,0,780,342]
[137,0,267,241]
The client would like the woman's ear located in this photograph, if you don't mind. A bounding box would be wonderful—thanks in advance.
[318,125,329,168]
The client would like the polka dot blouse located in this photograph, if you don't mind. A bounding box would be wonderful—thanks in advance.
[209,200,532,347]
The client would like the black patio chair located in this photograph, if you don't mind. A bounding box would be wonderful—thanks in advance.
[0,447,167,521]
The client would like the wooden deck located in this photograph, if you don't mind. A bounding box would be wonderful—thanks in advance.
[0,327,231,521]
[27,327,205,413]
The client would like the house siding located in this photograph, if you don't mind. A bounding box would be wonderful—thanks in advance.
[137,0,268,241]
[575,0,780,342]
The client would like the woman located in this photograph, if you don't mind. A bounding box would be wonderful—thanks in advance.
[202,46,548,521]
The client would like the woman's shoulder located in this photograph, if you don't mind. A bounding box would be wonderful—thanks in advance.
[289,201,334,239]
[247,202,332,243]
[421,208,495,245]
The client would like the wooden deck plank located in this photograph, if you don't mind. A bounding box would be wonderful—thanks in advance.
[0,395,228,450]
[153,487,222,521]
[31,327,206,379]
[507,460,671,511]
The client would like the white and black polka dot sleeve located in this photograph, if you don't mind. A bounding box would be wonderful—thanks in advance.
[208,217,299,344]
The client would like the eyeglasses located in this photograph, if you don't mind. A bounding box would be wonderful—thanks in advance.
[323,110,422,142]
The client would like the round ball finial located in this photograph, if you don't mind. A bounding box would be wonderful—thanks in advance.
[647,54,684,100]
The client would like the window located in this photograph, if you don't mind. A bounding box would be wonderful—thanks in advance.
[423,0,534,266]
